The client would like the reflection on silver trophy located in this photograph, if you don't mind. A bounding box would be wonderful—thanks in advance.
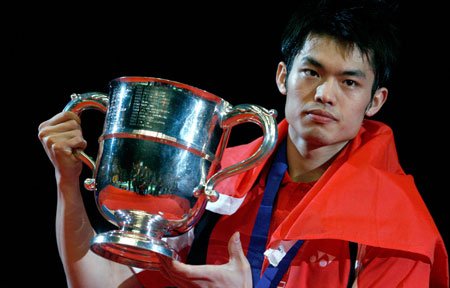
[64,77,278,269]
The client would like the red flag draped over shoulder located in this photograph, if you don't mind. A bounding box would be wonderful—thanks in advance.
[209,118,448,287]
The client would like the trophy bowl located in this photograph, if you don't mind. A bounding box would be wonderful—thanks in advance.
[64,77,277,269]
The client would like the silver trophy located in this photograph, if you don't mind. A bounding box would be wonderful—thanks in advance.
[64,77,277,269]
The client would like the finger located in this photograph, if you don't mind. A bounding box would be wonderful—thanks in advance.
[39,118,82,139]
[157,254,193,280]
[157,255,201,288]
[38,117,84,150]
[227,232,252,287]
[39,111,81,130]
[41,130,87,155]
[52,134,87,155]
[161,256,213,281]
[158,257,179,283]
[160,266,199,288]
[228,231,247,264]
[171,260,206,279]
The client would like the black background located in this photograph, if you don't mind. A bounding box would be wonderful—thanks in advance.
[9,2,448,286]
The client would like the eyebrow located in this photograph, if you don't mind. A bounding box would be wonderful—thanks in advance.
[302,56,366,79]
[342,70,366,79]
[303,56,324,69]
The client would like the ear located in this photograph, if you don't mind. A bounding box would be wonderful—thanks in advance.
[365,87,388,117]
[276,62,288,95]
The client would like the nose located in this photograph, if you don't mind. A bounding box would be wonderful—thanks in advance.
[314,80,336,105]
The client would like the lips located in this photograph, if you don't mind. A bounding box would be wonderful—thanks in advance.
[304,109,338,123]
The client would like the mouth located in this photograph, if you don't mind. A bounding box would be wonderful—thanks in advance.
[304,109,338,123]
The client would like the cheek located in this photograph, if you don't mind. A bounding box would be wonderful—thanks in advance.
[284,93,302,123]
[284,82,308,114]
[339,106,366,137]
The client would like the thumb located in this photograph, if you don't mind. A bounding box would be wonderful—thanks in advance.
[228,232,247,263]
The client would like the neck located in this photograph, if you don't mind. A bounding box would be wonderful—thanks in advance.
[286,130,348,183]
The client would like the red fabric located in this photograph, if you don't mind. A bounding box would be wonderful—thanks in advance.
[357,245,433,287]
[206,166,353,287]
[136,119,448,287]
[269,173,314,238]
[208,119,448,287]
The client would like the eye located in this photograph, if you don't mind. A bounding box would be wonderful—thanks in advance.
[343,79,358,87]
[302,69,320,78]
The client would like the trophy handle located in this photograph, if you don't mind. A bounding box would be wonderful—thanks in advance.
[63,92,109,190]
[204,103,278,202]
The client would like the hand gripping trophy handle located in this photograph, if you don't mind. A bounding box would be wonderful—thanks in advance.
[63,92,109,190]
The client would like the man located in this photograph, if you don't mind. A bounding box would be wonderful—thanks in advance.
[39,1,448,287]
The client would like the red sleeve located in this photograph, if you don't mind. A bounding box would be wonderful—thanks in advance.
[356,245,433,287]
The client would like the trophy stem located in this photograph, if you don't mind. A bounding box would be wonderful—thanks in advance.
[90,210,180,270]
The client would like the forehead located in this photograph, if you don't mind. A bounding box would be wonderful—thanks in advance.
[296,34,374,73]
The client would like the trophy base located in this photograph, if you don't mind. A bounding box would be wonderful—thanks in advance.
[90,230,180,270]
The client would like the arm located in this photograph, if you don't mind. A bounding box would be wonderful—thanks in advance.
[39,112,141,288]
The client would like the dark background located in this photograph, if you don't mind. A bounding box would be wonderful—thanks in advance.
[9,2,447,286]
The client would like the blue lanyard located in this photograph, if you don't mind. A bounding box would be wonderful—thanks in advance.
[247,140,305,287]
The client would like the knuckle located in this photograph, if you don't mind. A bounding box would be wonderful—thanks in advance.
[51,141,66,154]
[60,111,72,117]
[65,111,82,125]
[61,111,79,120]
[74,128,84,138]
[74,135,87,147]
[44,134,58,148]
[38,123,53,141]
[73,134,83,142]
[66,119,81,130]
[37,128,47,141]
[38,120,48,132]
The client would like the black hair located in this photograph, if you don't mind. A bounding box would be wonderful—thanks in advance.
[281,0,400,95]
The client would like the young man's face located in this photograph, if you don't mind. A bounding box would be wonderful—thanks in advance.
[277,34,387,149]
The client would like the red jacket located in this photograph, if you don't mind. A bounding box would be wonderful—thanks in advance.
[137,119,449,287]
